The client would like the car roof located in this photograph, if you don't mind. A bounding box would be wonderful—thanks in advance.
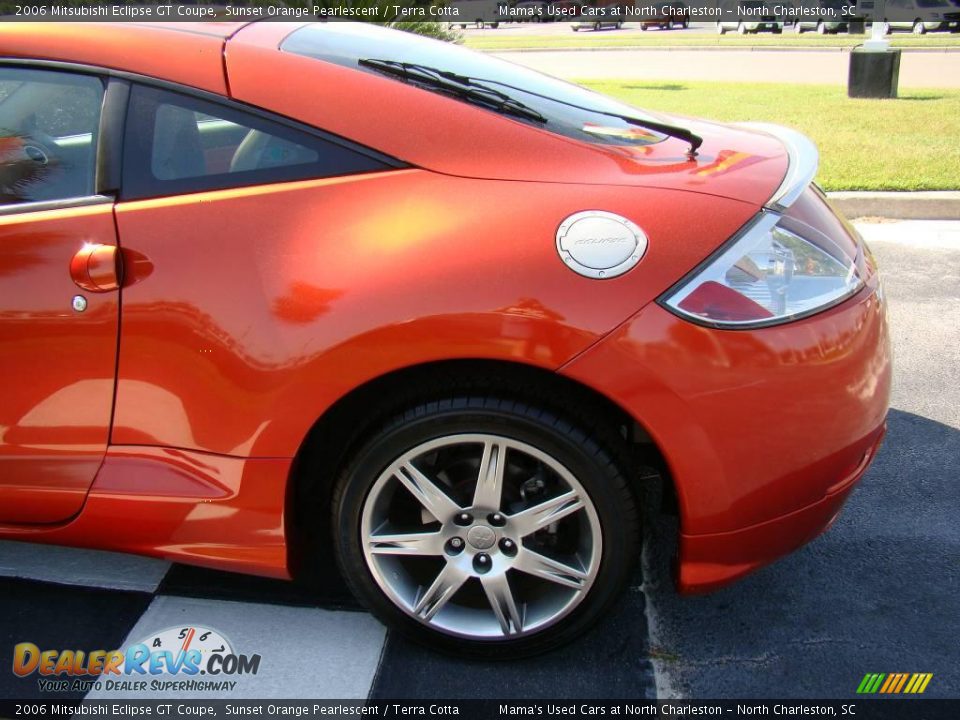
[138,22,249,38]
[0,22,254,94]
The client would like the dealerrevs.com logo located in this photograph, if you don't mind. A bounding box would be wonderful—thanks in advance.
[12,625,261,694]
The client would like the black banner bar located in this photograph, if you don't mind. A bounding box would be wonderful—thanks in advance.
[0,2,957,25]
[2,699,960,720]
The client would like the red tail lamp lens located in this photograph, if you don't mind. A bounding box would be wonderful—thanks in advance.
[677,281,775,323]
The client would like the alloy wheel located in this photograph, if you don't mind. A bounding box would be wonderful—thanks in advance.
[359,433,602,639]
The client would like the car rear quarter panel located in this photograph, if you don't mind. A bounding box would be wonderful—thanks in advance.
[111,169,757,459]
[560,277,891,536]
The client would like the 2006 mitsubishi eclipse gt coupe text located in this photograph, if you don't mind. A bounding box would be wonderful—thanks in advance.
[0,21,889,655]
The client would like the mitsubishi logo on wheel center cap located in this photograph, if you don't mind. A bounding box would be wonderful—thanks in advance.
[467,526,496,550]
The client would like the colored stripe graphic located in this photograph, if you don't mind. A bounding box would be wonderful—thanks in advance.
[857,673,933,694]
[856,673,886,694]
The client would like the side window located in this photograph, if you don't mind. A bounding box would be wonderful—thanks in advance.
[0,67,104,205]
[122,84,388,200]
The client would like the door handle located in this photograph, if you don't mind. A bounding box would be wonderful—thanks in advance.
[70,244,122,293]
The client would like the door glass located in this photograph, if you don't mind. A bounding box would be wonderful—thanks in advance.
[123,84,386,200]
[151,104,318,181]
[0,67,103,204]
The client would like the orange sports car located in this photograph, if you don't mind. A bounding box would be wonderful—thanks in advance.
[0,21,889,656]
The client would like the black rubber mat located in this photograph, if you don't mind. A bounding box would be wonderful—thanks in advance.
[370,569,657,700]
[0,578,152,700]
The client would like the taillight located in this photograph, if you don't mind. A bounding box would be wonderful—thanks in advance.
[661,211,864,328]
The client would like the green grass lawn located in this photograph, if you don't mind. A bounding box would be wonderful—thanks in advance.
[579,80,960,191]
[465,31,960,51]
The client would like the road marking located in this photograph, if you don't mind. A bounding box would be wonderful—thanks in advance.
[640,535,681,700]
[84,595,387,700]
[0,540,170,593]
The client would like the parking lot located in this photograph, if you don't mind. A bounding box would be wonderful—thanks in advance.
[461,20,719,34]
[1,220,957,701]
[458,19,960,87]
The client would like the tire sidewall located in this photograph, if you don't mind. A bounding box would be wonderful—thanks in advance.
[332,401,639,657]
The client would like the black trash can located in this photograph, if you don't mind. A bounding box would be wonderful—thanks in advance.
[848,47,901,98]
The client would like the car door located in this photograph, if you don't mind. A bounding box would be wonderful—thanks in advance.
[109,83,391,454]
[0,65,121,524]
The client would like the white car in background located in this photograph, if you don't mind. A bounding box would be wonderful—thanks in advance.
[878,0,960,33]
[450,0,509,27]
[716,0,785,34]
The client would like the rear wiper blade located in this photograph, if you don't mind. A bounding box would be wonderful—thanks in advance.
[610,114,703,158]
[465,76,703,158]
[358,59,547,125]
[359,58,701,158]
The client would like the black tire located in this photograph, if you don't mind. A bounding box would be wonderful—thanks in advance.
[331,397,640,658]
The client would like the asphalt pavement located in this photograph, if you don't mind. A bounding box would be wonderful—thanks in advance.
[0,221,956,700]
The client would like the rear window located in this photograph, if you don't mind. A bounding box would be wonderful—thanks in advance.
[281,23,668,149]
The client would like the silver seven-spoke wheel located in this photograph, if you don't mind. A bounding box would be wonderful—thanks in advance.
[333,396,638,656]
[361,434,602,639]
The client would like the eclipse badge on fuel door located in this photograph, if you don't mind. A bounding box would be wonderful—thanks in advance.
[556,210,647,279]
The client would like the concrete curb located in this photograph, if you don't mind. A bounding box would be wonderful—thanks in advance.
[486,44,960,54]
[827,191,960,220]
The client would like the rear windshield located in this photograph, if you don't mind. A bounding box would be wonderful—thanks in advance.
[281,23,668,148]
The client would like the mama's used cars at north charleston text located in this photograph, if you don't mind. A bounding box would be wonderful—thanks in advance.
[0,21,889,656]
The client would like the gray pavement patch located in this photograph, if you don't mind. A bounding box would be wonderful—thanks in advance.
[0,540,170,593]
[85,595,387,700]
[857,219,960,249]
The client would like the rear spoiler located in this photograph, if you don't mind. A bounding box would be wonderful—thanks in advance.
[737,122,819,213]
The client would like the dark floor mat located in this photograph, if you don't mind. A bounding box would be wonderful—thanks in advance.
[0,578,152,700]
[371,571,656,700]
